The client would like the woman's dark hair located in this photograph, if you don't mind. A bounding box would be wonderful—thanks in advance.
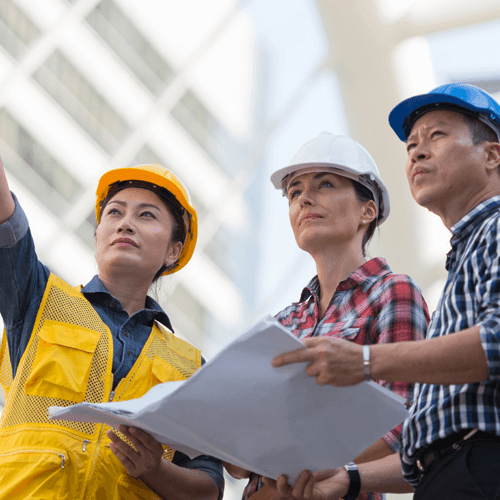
[350,180,377,257]
[151,205,184,283]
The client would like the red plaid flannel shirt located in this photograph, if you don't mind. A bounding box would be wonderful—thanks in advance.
[242,257,429,500]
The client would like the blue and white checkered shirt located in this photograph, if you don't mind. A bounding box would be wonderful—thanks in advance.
[401,195,500,487]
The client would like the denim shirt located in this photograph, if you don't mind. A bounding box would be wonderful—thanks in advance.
[0,194,223,496]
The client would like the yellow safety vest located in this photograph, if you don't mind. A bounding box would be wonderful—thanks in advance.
[0,274,201,499]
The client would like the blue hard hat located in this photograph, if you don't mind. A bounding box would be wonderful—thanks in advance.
[389,83,500,141]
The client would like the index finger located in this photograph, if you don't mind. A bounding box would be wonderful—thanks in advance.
[271,347,316,368]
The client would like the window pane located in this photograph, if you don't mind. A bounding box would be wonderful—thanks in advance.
[0,0,39,60]
[86,0,173,96]
[0,109,82,215]
[32,50,129,154]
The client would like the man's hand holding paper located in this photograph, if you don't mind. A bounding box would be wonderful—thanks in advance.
[272,336,366,387]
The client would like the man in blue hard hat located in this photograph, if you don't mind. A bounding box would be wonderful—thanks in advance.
[265,83,500,500]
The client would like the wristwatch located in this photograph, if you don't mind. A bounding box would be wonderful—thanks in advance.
[343,462,361,500]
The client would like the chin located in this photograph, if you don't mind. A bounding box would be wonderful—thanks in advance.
[411,186,437,210]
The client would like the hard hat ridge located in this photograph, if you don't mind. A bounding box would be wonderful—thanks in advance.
[270,132,391,224]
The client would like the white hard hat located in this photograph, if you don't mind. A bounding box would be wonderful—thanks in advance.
[270,132,390,224]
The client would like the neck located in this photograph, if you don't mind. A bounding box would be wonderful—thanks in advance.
[435,187,500,231]
[311,242,366,317]
[98,272,153,317]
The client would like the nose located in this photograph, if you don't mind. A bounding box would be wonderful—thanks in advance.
[408,141,430,164]
[116,215,135,233]
[297,186,314,207]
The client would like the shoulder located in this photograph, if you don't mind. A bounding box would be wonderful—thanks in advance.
[374,271,425,302]
[466,211,500,267]
[155,323,201,360]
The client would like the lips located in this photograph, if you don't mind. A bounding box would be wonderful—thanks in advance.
[112,238,138,247]
[412,169,427,182]
[300,213,322,224]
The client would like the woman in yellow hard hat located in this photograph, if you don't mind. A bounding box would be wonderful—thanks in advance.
[0,161,223,499]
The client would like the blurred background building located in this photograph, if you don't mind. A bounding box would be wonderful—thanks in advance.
[0,0,499,498]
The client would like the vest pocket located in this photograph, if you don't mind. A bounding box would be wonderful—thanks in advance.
[25,320,101,403]
[151,356,186,384]
[0,448,67,499]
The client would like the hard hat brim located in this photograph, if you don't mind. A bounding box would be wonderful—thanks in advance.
[389,92,498,141]
[270,163,364,190]
[271,163,390,225]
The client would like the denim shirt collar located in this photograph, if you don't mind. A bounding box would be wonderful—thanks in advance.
[81,275,174,331]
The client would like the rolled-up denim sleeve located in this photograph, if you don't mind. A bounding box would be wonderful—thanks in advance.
[172,451,224,500]
[0,193,29,248]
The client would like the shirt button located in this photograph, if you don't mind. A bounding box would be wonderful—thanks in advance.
[109,301,116,308]
[128,350,131,356]
[123,330,129,337]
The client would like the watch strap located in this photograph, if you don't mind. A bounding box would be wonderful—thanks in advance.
[343,462,361,500]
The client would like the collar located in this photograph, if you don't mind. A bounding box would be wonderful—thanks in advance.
[451,195,500,243]
[81,275,174,331]
[300,257,392,301]
[445,196,500,271]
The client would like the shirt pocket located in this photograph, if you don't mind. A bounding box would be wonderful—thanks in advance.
[338,317,374,342]
[24,320,100,403]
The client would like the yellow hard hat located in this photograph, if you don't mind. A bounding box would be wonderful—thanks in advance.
[95,164,197,275]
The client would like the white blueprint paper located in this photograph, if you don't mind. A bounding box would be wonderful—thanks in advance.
[49,316,408,482]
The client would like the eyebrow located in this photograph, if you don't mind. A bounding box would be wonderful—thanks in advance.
[288,172,331,189]
[407,121,449,142]
[107,200,162,211]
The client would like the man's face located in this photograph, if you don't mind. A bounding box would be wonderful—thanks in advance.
[405,109,489,218]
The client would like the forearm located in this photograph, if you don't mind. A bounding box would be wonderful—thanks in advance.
[357,453,412,494]
[140,459,219,500]
[223,461,251,479]
[371,326,490,384]
[0,158,14,224]
[353,437,394,464]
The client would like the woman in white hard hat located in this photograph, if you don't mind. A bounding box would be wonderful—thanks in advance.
[226,133,429,500]
[0,161,223,499]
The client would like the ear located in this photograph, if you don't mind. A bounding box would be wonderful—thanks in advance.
[165,241,183,267]
[360,199,377,226]
[484,143,500,172]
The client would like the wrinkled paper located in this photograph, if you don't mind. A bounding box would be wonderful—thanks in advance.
[49,316,408,482]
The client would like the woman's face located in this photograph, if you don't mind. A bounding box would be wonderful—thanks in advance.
[287,171,375,255]
[95,187,182,281]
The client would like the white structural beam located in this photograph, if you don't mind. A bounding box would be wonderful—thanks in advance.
[315,0,423,281]
[315,0,500,296]
[394,0,500,40]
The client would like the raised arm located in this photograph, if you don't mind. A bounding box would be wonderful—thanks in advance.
[0,157,15,224]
